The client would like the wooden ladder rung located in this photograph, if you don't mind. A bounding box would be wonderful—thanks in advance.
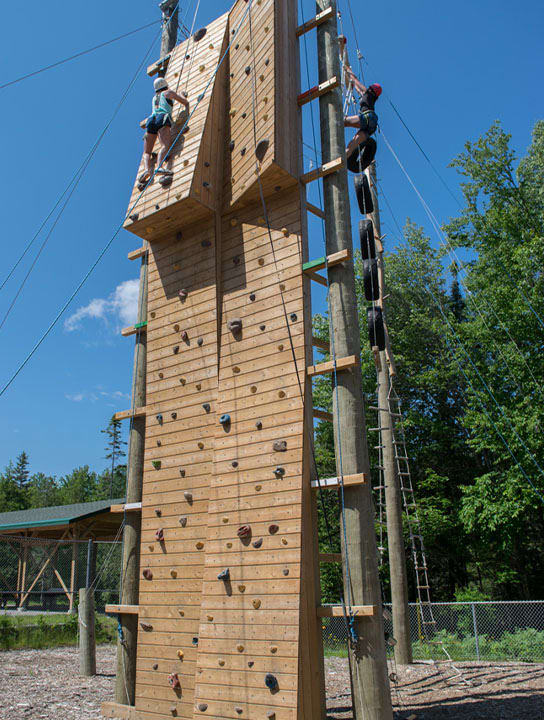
[113,407,147,422]
[105,604,140,615]
[306,202,325,220]
[311,473,368,490]
[121,321,148,337]
[146,53,171,77]
[300,157,344,185]
[307,355,359,377]
[109,502,142,514]
[296,6,333,36]
[313,409,333,422]
[312,336,330,352]
[298,76,339,106]
[317,604,376,618]
[127,247,147,261]
[303,249,351,274]
[319,553,342,563]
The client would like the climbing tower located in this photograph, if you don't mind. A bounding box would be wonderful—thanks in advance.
[103,1,331,718]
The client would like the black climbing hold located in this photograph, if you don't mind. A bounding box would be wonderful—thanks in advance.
[203,403,211,412]
[229,141,235,151]
[242,112,247,119]
[194,27,207,42]
[359,219,376,260]
[249,293,256,301]
[266,713,276,720]
[245,66,251,75]
[153,663,159,670]
[255,139,270,162]
[228,318,243,333]
[218,568,230,581]
[273,440,287,452]
[171,412,177,420]
[192,637,199,646]
[282,568,289,576]
[186,54,191,60]
[203,181,210,188]
[363,258,380,301]
[252,538,263,549]
[265,673,278,691]
[232,461,239,468]
[220,414,231,426]
[347,137,377,174]
[204,161,210,168]
[259,324,266,331]
[265,59,270,66]
[274,186,282,192]
[367,306,386,351]
[181,330,189,341]
[198,704,208,713]
[173,345,180,354]
[140,622,153,632]
[197,93,205,102]
[179,469,186,477]
[290,313,297,322]
[240,148,246,156]
[143,568,153,580]
[179,517,188,527]
[354,174,374,214]
[255,420,263,430]
[155,204,160,210]
[230,72,234,78]
[248,661,255,668]
[156,414,163,424]
[269,524,279,535]
[197,337,204,346]
[155,508,162,517]
[233,256,241,266]
[274,467,285,477]
[129,213,139,222]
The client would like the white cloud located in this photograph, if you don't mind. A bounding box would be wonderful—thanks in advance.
[66,389,129,404]
[66,393,84,402]
[64,279,139,332]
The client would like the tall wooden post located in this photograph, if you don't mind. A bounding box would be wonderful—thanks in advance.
[315,2,393,717]
[366,164,413,665]
[69,529,79,614]
[159,0,179,60]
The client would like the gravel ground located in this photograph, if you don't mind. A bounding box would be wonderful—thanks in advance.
[1,646,543,719]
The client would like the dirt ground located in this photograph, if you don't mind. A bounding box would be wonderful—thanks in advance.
[0,645,543,719]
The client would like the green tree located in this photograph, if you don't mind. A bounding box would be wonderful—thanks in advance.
[27,473,60,509]
[57,466,98,505]
[101,417,127,499]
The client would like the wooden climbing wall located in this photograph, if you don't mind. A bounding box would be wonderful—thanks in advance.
[116,1,325,718]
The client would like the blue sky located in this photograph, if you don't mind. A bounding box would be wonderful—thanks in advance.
[0,0,542,480]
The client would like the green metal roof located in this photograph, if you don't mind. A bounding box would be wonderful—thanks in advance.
[0,498,126,532]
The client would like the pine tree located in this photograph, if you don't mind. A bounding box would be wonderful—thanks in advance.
[101,416,127,498]
[13,451,30,489]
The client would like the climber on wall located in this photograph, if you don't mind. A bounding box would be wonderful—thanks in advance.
[138,77,190,185]
[344,68,382,161]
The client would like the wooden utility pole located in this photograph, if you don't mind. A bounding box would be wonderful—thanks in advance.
[159,0,179,60]
[366,163,412,664]
[316,2,393,717]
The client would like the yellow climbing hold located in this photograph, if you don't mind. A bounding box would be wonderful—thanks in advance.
[251,386,257,394]
[207,615,214,622]
[222,517,229,524]
[278,344,284,351]
[177,649,184,659]
[255,485,262,492]
[278,390,286,398]
[282,538,288,545]
[218,659,225,666]
[233,366,240,374]
[270,645,278,654]
[238,585,246,593]
[237,644,245,653]
[171,570,178,578]
[226,542,233,548]
[199,64,205,72]
[230,218,238,226]
[258,258,265,266]
[196,541,204,550]
[252,599,261,609]
[198,442,204,450]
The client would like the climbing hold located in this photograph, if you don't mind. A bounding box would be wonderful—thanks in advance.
[220,414,231,426]
[354,174,374,214]
[258,258,265,266]
[179,288,188,299]
[179,517,188,527]
[197,704,208,713]
[273,440,287,452]
[218,568,230,581]
[218,659,225,666]
[159,371,164,378]
[347,137,377,174]
[170,569,178,578]
[270,645,278,654]
[201,239,211,247]
[180,377,186,386]
[248,661,255,668]
[265,673,278,691]
[207,614,213,621]
[177,649,184,660]
[255,420,263,429]
[283,568,289,576]
[153,663,159,670]
[173,346,180,354]
[266,712,276,719]
[363,258,380,301]
[184,491,193,503]
[278,344,284,351]
[230,109,237,118]
[156,414,163,424]
[143,568,153,580]
[228,318,243,333]
[240,148,246,156]
[237,525,252,539]
[252,538,263,548]
[242,112,247,119]
[269,524,279,535]
[232,461,239,468]
[290,313,297,322]
[278,390,286,399]
[236,644,245,653]
[140,622,153,632]
[179,468,186,477]
[233,255,241,265]
[155,508,162,517]
[255,139,270,162]
[196,541,204,550]
[192,637,199,646]
[181,331,189,341]
[233,366,240,373]
[252,599,261,609]
[259,324,266,331]
[226,542,233,548]
[222,517,229,524]
[178,609,184,616]
[157,440,162,447]
[229,140,235,152]
[129,213,139,222]
[235,708,243,715]
[203,182,210,189]
[170,707,177,717]
[168,673,181,689]
[359,219,376,260]
[199,65,205,72]
[198,442,204,450]
[197,337,204,346]
[265,58,270,65]
[255,485,262,492]
[204,161,210,168]
[281,228,289,237]
[152,460,162,470]
[249,293,256,301]
[245,66,251,75]
[155,528,164,542]
[367,306,385,351]
[282,538,288,545]
[171,412,177,420]
[238,585,246,593]
[250,386,257,394]
[274,467,285,477]
[202,403,211,412]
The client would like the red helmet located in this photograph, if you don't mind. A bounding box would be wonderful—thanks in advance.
[369,83,382,98]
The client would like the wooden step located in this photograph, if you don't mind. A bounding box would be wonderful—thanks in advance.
[311,473,368,490]
[109,502,142,514]
[127,247,147,261]
[303,248,350,274]
[317,604,376,618]
[121,321,148,337]
[296,6,333,36]
[313,409,333,422]
[306,202,325,220]
[298,76,339,105]
[113,407,147,422]
[307,355,359,377]
[300,157,344,184]
[319,553,342,563]
[105,604,140,616]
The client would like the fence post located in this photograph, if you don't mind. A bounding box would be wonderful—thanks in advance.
[471,602,480,661]
[79,587,96,676]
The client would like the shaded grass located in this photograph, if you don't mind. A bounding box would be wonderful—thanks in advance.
[0,613,117,650]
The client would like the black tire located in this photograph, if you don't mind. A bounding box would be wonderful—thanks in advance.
[363,259,380,301]
[346,137,377,174]
[367,306,385,351]
[359,219,376,260]
[354,174,374,215]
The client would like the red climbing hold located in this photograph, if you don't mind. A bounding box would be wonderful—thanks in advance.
[140,622,153,632]
[269,524,279,535]
[155,528,164,542]
[143,568,153,580]
[237,525,252,539]
[168,673,181,689]
[181,331,189,341]
[179,289,188,299]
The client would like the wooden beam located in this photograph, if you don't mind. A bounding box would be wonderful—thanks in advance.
[307,355,359,377]
[296,6,333,36]
[300,157,344,185]
[105,604,140,616]
[146,53,171,78]
[312,336,330,352]
[303,249,351,274]
[109,502,142,514]
[53,568,70,603]
[311,473,368,490]
[19,531,69,607]
[127,247,147,261]
[313,409,333,422]
[306,202,325,220]
[68,529,78,613]
[121,322,148,338]
[305,270,328,286]
[298,77,339,106]
[319,553,342,563]
[317,604,376,618]
[101,702,139,720]
[113,407,147,422]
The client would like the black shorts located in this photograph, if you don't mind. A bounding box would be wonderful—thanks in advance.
[145,113,172,135]
[358,111,378,136]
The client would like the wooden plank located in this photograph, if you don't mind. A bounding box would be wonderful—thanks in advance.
[306,202,325,219]
[113,407,147,422]
[295,6,333,36]
[110,502,142,514]
[311,473,368,489]
[307,354,359,377]
[128,247,147,261]
[317,604,376,618]
[297,76,339,106]
[319,553,342,563]
[300,157,344,184]
[101,702,139,719]
[312,336,330,352]
[105,604,140,615]
[303,248,350,273]
[313,409,333,422]
[121,322,148,337]
[305,269,328,286]
[146,52,171,78]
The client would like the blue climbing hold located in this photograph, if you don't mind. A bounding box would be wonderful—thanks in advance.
[219,414,231,425]
[265,673,278,691]
[156,414,163,424]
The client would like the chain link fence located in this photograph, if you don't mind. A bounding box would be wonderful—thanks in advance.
[323,601,544,662]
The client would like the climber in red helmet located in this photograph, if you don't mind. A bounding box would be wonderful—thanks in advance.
[344,68,382,160]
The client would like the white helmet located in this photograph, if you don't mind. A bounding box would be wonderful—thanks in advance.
[154,77,168,92]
